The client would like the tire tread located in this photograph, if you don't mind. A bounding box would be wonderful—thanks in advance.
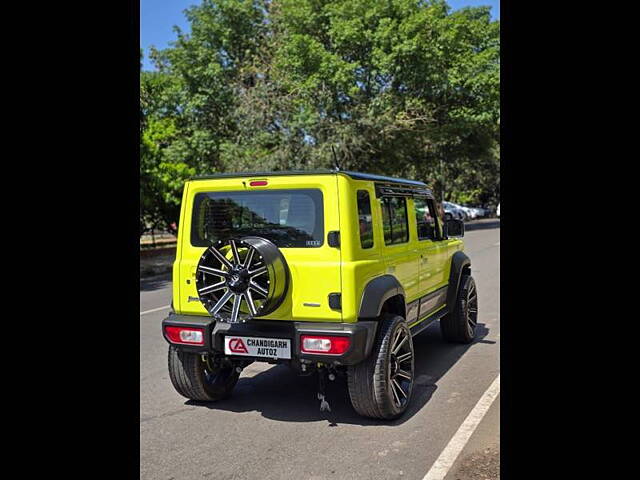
[347,314,413,420]
[441,275,476,344]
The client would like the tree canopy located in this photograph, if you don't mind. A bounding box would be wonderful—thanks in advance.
[140,0,500,234]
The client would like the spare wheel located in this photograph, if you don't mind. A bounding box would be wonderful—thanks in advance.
[195,237,289,323]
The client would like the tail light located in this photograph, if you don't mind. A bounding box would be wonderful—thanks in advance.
[300,335,350,355]
[164,326,204,345]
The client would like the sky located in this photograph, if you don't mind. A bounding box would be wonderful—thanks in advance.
[140,0,500,71]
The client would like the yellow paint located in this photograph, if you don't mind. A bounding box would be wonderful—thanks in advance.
[172,172,464,323]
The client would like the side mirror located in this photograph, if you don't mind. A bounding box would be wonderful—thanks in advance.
[444,218,464,238]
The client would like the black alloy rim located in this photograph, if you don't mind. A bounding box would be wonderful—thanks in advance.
[388,326,414,409]
[196,239,270,323]
[466,279,478,336]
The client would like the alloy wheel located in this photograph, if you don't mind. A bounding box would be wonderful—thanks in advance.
[388,326,414,409]
[466,279,478,337]
[195,239,271,323]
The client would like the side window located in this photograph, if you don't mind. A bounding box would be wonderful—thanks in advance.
[357,190,374,249]
[381,196,408,245]
[414,197,437,240]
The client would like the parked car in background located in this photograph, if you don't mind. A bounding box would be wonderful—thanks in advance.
[471,206,486,217]
[449,202,475,220]
[442,201,466,221]
[497,203,500,217]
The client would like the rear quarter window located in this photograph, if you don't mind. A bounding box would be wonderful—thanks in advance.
[357,190,374,249]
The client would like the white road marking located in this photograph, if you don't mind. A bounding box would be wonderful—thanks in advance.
[422,374,500,480]
[493,242,500,246]
[140,305,170,316]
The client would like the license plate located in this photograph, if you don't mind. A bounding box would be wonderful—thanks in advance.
[224,335,291,360]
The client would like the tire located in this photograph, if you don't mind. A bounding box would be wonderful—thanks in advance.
[441,275,478,344]
[195,237,289,323]
[347,314,415,420]
[168,345,240,401]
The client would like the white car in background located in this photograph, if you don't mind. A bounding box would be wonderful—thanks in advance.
[497,203,500,217]
[442,201,466,221]
[449,202,476,220]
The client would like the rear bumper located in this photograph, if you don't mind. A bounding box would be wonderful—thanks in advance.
[162,313,378,366]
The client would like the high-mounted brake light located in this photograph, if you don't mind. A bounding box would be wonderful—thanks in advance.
[164,326,205,345]
[300,335,350,355]
[249,180,268,187]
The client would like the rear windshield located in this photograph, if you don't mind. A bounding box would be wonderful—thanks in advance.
[191,189,324,248]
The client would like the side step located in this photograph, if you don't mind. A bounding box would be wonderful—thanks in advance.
[410,306,449,337]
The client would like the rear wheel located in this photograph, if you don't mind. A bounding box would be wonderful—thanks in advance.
[347,314,414,420]
[441,275,478,344]
[168,346,240,401]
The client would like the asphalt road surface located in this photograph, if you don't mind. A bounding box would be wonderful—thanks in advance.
[140,220,500,480]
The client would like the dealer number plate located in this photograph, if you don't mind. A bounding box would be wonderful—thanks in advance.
[224,335,291,360]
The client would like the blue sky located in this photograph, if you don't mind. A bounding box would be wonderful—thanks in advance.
[141,0,500,70]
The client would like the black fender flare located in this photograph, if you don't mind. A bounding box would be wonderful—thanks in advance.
[358,275,405,319]
[446,251,471,309]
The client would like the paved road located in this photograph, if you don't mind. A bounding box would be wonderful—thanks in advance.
[140,220,500,480]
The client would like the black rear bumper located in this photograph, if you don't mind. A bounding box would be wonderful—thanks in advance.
[162,313,378,366]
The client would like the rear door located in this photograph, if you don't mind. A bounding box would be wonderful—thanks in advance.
[378,195,421,305]
[413,197,442,294]
[175,175,342,322]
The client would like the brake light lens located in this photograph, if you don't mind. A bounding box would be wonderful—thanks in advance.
[164,326,204,345]
[249,180,268,187]
[300,335,350,355]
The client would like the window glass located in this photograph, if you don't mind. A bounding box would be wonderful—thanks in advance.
[414,197,437,240]
[433,199,445,238]
[357,190,374,249]
[191,189,324,248]
[381,196,408,245]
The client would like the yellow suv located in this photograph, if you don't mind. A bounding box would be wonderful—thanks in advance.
[162,170,477,419]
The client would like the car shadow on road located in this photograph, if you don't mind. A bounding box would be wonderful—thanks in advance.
[186,321,491,427]
[465,220,500,231]
[140,274,172,292]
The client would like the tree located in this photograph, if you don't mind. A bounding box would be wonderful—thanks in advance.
[140,0,500,233]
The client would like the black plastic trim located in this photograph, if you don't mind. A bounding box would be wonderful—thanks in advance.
[162,313,215,354]
[358,275,405,318]
[295,321,378,365]
[206,318,377,366]
[406,299,419,323]
[410,306,449,337]
[375,184,434,198]
[418,284,448,320]
[446,251,471,311]
[328,293,341,310]
[327,231,340,247]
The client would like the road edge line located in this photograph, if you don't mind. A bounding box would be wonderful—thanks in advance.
[422,373,500,480]
[140,305,170,316]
